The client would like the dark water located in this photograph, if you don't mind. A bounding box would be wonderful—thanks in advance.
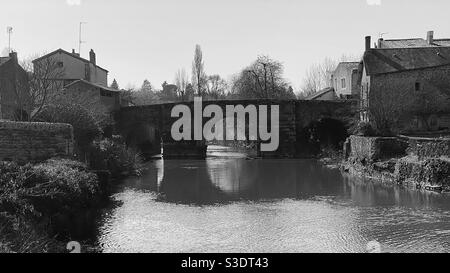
[95,146,450,253]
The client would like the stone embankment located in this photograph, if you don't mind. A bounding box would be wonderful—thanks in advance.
[342,135,450,192]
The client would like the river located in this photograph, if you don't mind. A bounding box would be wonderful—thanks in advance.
[94,146,450,253]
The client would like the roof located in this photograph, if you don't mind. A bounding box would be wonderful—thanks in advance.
[363,47,450,75]
[379,38,450,48]
[306,87,336,100]
[32,48,109,72]
[0,57,11,67]
[333,62,360,73]
[64,79,119,92]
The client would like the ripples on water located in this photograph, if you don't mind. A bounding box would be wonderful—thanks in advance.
[96,146,450,253]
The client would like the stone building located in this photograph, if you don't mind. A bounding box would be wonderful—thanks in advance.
[0,52,31,120]
[63,79,121,113]
[360,36,450,133]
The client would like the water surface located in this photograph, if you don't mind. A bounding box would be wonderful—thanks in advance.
[96,146,450,253]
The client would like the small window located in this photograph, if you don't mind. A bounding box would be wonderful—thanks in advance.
[57,61,64,68]
[341,78,346,89]
[415,82,421,91]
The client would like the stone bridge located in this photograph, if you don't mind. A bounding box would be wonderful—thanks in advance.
[115,99,357,159]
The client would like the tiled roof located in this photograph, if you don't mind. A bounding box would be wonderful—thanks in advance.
[363,47,450,75]
[434,39,450,47]
[379,38,450,48]
[0,57,10,67]
[64,79,119,92]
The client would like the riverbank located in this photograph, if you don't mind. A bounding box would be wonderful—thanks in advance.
[341,135,450,193]
[0,158,116,253]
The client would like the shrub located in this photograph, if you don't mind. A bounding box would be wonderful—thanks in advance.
[0,159,100,253]
[88,136,144,177]
[34,103,103,154]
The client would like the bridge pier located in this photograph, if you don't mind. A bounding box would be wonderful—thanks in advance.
[162,140,207,159]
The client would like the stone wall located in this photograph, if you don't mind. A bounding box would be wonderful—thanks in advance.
[0,121,74,163]
[347,135,408,162]
[405,136,450,160]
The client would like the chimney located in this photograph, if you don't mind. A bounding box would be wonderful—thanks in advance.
[377,38,384,49]
[427,31,434,45]
[365,36,371,51]
[9,51,17,63]
[89,49,96,65]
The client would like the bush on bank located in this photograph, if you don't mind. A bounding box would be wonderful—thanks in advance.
[88,136,144,178]
[0,158,101,253]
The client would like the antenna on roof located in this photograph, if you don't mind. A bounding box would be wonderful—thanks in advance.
[6,26,13,53]
[379,32,389,39]
[78,22,87,56]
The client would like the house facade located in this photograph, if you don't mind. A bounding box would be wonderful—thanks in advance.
[32,48,108,87]
[32,48,121,115]
[330,62,361,99]
[360,36,450,133]
[0,52,31,120]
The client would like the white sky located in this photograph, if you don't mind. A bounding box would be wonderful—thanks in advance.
[2,0,450,92]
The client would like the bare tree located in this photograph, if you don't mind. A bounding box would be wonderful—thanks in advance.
[300,55,360,97]
[191,45,207,97]
[205,74,228,100]
[20,53,65,121]
[230,55,294,99]
[175,68,189,100]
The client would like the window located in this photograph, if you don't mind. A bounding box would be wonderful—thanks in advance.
[57,61,64,68]
[100,90,113,97]
[415,82,421,92]
[341,78,346,89]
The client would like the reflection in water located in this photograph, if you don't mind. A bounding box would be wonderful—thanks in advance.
[97,146,450,253]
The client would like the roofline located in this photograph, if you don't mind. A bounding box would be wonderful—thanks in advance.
[367,46,450,51]
[64,79,119,92]
[366,63,450,76]
[32,48,109,73]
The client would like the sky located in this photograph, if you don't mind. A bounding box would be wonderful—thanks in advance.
[2,0,450,92]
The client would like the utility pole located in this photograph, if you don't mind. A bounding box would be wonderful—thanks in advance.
[6,27,13,53]
[78,22,87,55]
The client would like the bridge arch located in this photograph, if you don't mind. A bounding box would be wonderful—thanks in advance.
[125,122,161,159]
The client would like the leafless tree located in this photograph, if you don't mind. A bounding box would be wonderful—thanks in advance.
[20,53,65,121]
[300,55,360,97]
[230,55,294,99]
[175,68,189,100]
[205,74,228,100]
[191,45,207,96]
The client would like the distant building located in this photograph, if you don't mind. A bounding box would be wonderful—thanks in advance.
[32,48,108,88]
[376,31,450,49]
[360,36,450,132]
[0,52,30,120]
[305,87,337,101]
[330,62,361,99]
